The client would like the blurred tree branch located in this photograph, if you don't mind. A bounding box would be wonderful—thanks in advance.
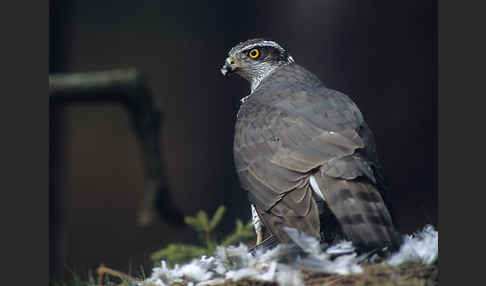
[49,68,184,227]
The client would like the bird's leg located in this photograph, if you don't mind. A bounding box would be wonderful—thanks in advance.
[251,204,263,246]
[256,230,263,245]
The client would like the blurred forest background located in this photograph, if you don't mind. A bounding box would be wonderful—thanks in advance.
[49,0,437,282]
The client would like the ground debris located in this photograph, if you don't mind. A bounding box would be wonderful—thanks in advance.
[200,262,438,286]
[304,262,438,286]
[143,225,438,286]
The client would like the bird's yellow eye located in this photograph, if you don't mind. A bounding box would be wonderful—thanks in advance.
[248,48,260,59]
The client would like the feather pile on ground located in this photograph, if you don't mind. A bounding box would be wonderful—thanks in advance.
[140,225,438,286]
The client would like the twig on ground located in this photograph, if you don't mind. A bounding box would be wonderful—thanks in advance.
[96,264,139,286]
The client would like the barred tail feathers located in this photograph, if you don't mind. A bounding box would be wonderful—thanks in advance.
[313,172,401,251]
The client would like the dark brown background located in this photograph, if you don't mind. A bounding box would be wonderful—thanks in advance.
[50,0,437,281]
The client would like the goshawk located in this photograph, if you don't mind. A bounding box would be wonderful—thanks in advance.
[221,38,401,252]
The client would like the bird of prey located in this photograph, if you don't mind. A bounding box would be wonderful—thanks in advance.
[221,38,401,253]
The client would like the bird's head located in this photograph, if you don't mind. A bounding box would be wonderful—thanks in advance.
[221,38,294,92]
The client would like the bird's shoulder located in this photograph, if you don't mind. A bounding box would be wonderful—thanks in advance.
[236,64,364,133]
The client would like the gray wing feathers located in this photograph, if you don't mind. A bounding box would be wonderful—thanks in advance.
[256,185,320,243]
[234,64,399,249]
[271,127,365,173]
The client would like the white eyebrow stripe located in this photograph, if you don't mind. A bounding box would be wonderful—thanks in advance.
[242,41,285,53]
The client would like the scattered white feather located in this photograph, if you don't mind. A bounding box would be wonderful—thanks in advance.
[258,261,277,281]
[177,257,214,281]
[225,267,262,281]
[325,240,356,255]
[283,227,321,254]
[283,227,362,275]
[141,225,438,286]
[274,264,304,286]
[142,258,215,286]
[388,224,438,266]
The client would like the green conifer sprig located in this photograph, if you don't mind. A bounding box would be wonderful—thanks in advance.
[151,205,254,266]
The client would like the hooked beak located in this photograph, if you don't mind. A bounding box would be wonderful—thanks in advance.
[221,56,244,76]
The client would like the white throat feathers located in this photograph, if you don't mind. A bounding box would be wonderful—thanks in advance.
[242,55,295,103]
